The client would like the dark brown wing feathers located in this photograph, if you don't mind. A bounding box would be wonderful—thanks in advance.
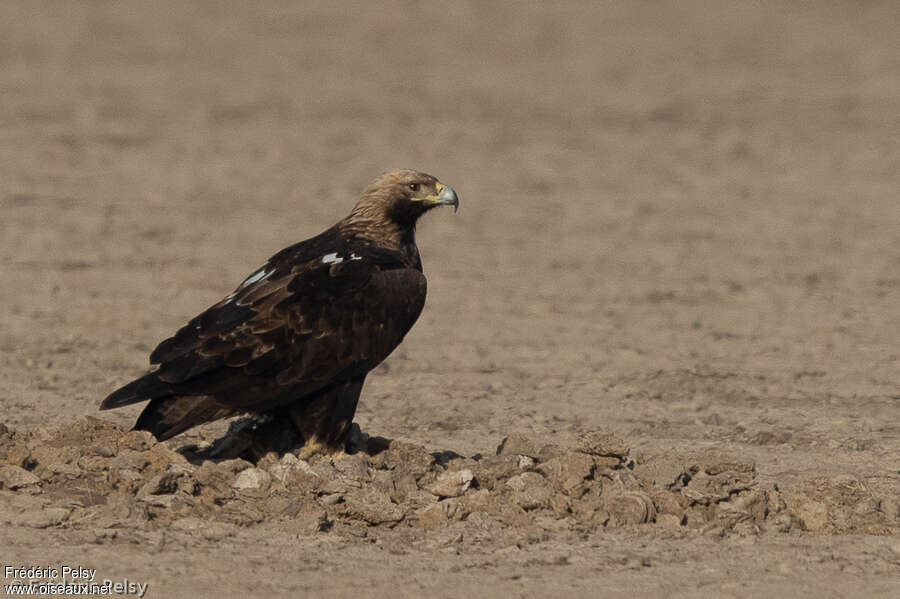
[100,231,427,440]
[100,168,456,441]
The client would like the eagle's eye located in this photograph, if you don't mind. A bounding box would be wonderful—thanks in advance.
[408,183,420,192]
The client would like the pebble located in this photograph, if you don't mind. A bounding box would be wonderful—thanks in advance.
[232,467,271,490]
[430,469,474,498]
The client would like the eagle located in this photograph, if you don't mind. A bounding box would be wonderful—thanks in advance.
[101,169,459,455]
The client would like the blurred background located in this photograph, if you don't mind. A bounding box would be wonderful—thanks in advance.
[2,0,899,459]
[3,2,900,596]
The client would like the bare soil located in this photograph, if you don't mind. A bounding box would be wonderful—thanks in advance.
[2,2,899,597]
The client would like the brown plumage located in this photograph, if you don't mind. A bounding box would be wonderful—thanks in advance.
[101,169,459,452]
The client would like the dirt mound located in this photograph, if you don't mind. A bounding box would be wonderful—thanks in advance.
[1,418,895,539]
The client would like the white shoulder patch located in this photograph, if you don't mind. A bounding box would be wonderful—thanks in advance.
[322,251,363,265]
[240,267,270,287]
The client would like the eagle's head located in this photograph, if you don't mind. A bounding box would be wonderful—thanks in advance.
[343,169,459,246]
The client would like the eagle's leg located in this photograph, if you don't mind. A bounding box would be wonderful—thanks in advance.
[289,377,365,459]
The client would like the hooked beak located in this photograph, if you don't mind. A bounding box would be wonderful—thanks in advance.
[434,182,459,213]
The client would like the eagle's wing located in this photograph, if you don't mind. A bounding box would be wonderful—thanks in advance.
[101,246,426,419]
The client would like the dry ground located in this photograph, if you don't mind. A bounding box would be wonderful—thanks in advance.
[1,2,899,597]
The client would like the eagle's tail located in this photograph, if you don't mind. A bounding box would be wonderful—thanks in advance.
[99,373,170,410]
[134,395,233,441]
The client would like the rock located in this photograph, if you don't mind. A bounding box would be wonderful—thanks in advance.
[339,488,404,525]
[76,455,113,473]
[319,493,342,506]
[548,492,571,517]
[117,430,157,452]
[592,456,623,472]
[232,467,271,491]
[649,489,687,516]
[371,441,434,479]
[537,453,594,493]
[139,494,178,508]
[430,469,474,498]
[269,461,296,483]
[516,455,535,469]
[781,474,885,534]
[878,497,900,519]
[505,471,540,492]
[576,431,628,459]
[678,463,756,505]
[5,444,34,470]
[417,503,450,529]
[570,489,609,526]
[771,512,794,533]
[46,462,81,477]
[637,454,686,487]
[319,478,354,495]
[109,468,143,494]
[469,455,519,491]
[795,497,830,532]
[137,465,196,497]
[716,488,768,526]
[147,443,191,470]
[192,462,235,501]
[0,465,41,490]
[496,434,562,462]
[219,499,264,526]
[604,491,656,525]
[655,513,683,529]
[92,445,116,458]
[110,450,151,472]
[137,474,176,497]
[268,452,317,483]
[217,458,253,474]
[703,461,755,476]
[281,466,321,494]
[332,453,371,482]
[505,472,553,510]
[280,452,300,466]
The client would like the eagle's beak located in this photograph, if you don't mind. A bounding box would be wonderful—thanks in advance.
[434,183,459,213]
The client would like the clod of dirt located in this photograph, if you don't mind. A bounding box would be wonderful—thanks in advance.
[1,417,897,539]
[603,491,657,526]
[496,434,563,462]
[340,488,405,525]
[537,453,594,492]
[232,468,271,491]
[781,474,890,534]
[0,465,41,491]
[430,469,474,498]
[576,431,629,459]
[505,472,554,510]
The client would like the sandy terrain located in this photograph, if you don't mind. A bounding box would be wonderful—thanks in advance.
[2,1,899,597]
